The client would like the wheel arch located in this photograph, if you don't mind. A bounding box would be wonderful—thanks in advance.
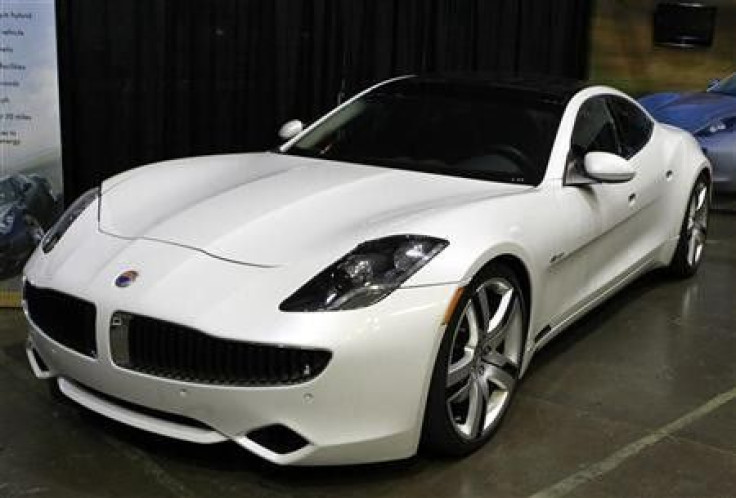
[699,163,713,192]
[488,254,532,321]
[674,161,712,234]
[468,251,537,375]
[667,129,713,241]
[419,251,535,454]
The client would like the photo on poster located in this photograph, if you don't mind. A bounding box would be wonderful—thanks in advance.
[0,0,63,305]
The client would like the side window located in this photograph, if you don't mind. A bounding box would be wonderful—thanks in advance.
[607,96,653,159]
[570,97,620,157]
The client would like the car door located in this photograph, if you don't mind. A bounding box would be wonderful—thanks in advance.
[548,96,638,326]
[541,96,624,326]
[606,96,669,264]
[578,97,641,291]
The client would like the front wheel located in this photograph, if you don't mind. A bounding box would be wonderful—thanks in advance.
[669,175,710,278]
[422,263,527,456]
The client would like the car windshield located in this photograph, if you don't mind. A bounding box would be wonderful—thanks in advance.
[284,80,563,185]
[708,73,736,95]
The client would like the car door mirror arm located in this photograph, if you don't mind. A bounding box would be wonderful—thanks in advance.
[564,151,597,186]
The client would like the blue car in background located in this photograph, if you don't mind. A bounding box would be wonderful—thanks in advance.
[640,73,736,194]
[0,174,61,279]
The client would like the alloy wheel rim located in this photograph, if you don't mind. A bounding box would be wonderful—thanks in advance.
[446,278,523,440]
[686,182,709,267]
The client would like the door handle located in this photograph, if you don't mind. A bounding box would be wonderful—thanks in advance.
[666,170,674,181]
[628,193,637,206]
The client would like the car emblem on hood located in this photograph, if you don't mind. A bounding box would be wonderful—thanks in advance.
[115,270,139,288]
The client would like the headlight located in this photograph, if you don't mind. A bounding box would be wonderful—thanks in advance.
[696,118,734,137]
[280,235,448,312]
[41,187,99,253]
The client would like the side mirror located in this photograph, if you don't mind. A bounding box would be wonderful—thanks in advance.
[278,119,304,141]
[707,78,720,90]
[584,152,636,183]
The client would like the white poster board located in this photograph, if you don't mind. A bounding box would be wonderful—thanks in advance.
[0,0,63,305]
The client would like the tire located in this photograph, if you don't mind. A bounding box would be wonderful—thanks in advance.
[669,174,710,278]
[422,262,528,456]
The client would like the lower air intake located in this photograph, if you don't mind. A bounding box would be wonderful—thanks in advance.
[23,282,97,358]
[248,424,310,454]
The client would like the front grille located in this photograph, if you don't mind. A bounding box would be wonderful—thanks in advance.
[23,283,97,357]
[111,312,331,386]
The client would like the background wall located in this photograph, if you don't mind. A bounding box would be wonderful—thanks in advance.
[590,0,736,96]
[55,0,591,201]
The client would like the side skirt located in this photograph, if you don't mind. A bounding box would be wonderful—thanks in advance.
[531,256,661,355]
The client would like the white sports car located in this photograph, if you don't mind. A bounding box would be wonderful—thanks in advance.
[23,75,711,465]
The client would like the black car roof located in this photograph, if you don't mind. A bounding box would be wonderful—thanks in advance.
[377,73,590,107]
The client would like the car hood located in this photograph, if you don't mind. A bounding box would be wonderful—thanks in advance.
[642,91,736,132]
[99,152,529,266]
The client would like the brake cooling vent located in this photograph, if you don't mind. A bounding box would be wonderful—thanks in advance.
[248,424,310,454]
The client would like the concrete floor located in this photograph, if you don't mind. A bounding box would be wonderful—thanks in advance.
[1,213,735,498]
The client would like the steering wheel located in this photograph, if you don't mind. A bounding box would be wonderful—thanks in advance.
[482,144,536,180]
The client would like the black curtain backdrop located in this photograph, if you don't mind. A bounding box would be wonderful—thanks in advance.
[56,0,592,201]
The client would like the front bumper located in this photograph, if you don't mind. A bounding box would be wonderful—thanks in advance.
[23,228,457,465]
